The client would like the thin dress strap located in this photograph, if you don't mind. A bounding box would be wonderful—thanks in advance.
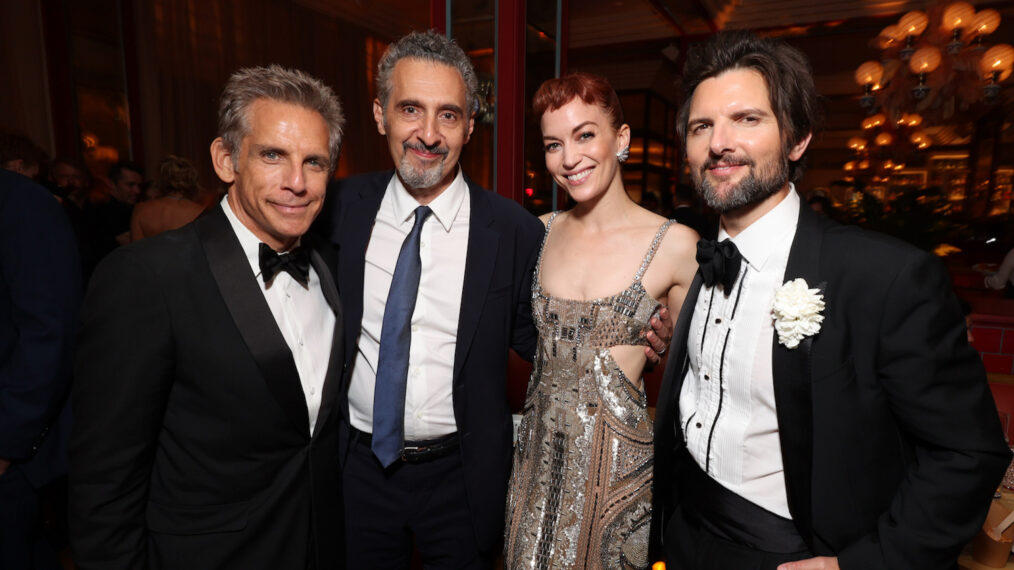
[534,211,561,289]
[633,220,674,282]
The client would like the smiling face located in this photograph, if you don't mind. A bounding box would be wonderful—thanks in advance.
[374,58,474,201]
[540,98,630,204]
[685,68,810,214]
[211,98,330,251]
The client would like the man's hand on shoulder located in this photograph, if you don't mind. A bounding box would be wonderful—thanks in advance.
[778,556,839,570]
[645,306,674,366]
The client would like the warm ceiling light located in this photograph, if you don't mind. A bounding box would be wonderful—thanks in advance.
[862,113,886,130]
[970,9,1001,38]
[875,132,893,146]
[847,136,867,151]
[878,25,903,49]
[899,113,923,127]
[982,44,1014,75]
[899,11,929,37]
[942,2,975,32]
[909,46,942,74]
[854,61,885,87]
[844,161,855,171]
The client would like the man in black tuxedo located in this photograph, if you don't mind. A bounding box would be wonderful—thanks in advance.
[70,65,346,569]
[0,168,81,569]
[320,31,671,568]
[652,32,1009,570]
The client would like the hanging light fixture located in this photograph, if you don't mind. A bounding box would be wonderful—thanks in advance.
[969,9,1001,49]
[940,2,975,54]
[909,46,942,99]
[854,61,884,109]
[982,44,1014,100]
[898,10,929,59]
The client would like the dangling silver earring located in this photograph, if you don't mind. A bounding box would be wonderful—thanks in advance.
[616,146,630,163]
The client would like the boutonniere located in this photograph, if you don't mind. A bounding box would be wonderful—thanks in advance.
[771,278,825,349]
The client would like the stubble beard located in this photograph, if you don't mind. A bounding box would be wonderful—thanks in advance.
[693,152,790,213]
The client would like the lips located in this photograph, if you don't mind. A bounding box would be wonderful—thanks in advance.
[564,167,593,185]
[404,142,448,161]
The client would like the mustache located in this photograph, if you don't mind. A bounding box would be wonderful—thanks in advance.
[404,141,449,157]
[702,154,754,172]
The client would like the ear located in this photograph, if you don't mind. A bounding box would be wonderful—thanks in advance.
[788,132,812,162]
[210,137,237,185]
[464,114,475,145]
[617,123,631,154]
[373,98,387,136]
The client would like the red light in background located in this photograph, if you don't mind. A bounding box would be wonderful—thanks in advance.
[525,187,534,197]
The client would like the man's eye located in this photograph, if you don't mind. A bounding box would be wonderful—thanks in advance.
[263,151,279,160]
[690,124,709,135]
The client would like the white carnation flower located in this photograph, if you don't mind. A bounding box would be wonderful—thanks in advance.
[771,278,825,349]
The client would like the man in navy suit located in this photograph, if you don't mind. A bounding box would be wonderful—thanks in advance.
[652,32,1008,570]
[70,66,346,569]
[321,31,669,569]
[0,167,81,568]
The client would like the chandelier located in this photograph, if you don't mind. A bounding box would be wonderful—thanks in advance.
[853,2,1011,126]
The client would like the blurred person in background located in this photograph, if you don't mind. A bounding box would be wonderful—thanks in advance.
[130,155,206,241]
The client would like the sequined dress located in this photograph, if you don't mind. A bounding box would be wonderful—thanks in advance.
[505,214,673,570]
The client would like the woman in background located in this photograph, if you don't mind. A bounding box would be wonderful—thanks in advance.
[505,73,698,569]
[129,155,205,241]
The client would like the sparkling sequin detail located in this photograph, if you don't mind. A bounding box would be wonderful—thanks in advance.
[505,213,673,570]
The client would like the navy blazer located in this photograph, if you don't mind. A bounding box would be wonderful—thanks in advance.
[323,170,543,551]
[653,202,1010,568]
[0,169,81,488]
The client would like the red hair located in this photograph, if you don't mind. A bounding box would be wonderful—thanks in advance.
[533,72,624,129]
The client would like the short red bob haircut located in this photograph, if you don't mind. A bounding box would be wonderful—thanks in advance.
[533,72,624,130]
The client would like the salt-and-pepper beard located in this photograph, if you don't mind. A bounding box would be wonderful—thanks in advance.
[397,141,449,191]
[693,151,791,213]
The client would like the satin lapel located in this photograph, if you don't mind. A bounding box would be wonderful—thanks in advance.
[654,272,704,441]
[337,174,387,364]
[772,203,825,545]
[197,206,309,437]
[453,181,497,381]
[309,246,343,439]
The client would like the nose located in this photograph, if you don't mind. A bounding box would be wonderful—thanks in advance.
[708,121,734,157]
[561,144,579,171]
[282,161,307,194]
[418,113,441,147]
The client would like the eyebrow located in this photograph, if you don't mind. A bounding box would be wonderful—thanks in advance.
[396,99,465,116]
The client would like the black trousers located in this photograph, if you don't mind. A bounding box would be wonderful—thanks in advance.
[665,506,812,570]
[0,468,62,570]
[342,433,492,570]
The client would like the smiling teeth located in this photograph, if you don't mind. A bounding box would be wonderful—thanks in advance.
[567,169,592,183]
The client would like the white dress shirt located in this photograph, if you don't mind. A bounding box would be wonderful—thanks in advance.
[348,170,470,440]
[221,197,335,435]
[678,188,800,518]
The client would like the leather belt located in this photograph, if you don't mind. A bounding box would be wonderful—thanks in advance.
[351,427,460,463]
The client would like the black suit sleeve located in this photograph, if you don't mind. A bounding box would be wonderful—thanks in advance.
[509,215,544,363]
[0,178,81,460]
[837,252,1009,569]
[69,248,175,570]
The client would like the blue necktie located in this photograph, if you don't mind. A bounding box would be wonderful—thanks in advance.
[373,205,432,467]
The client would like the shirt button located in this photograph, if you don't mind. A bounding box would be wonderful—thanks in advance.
[715,318,722,324]
[695,422,702,428]
[309,386,316,395]
[412,367,420,376]
[411,325,419,333]
[703,374,710,381]
[298,338,304,346]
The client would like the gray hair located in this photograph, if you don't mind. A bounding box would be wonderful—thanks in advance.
[217,65,345,174]
[376,30,478,118]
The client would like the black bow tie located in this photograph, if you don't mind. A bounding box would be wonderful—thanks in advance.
[696,238,743,292]
[259,243,310,286]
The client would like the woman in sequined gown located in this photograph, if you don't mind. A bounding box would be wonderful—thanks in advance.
[504,73,699,569]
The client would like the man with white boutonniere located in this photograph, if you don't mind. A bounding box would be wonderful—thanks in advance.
[651,31,1010,570]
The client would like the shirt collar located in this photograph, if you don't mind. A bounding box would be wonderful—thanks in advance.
[388,167,467,232]
[718,184,800,271]
[220,194,302,279]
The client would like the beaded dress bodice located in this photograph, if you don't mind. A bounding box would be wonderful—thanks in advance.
[505,213,673,570]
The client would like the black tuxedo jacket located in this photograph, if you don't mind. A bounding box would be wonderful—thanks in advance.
[322,170,543,551]
[0,170,81,488]
[653,203,1010,569]
[70,205,344,569]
